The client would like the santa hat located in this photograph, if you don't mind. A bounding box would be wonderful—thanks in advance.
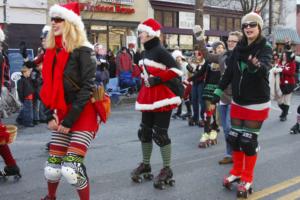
[0,28,5,42]
[137,18,161,37]
[172,50,185,60]
[49,2,84,31]
[241,12,264,29]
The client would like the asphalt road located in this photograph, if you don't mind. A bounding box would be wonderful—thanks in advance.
[1,95,300,200]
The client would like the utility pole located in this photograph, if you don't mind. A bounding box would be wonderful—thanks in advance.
[269,0,273,35]
[3,0,7,28]
[195,0,204,26]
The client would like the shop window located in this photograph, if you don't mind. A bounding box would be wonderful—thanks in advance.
[179,35,193,50]
[164,11,173,27]
[234,18,241,31]
[219,17,226,31]
[165,34,178,49]
[210,16,217,30]
[98,33,107,48]
[154,10,163,25]
[226,18,233,31]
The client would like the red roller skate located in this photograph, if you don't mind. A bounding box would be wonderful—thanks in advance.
[237,181,253,198]
[223,174,240,190]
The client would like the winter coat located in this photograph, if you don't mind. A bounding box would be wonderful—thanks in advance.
[218,37,272,105]
[17,76,34,102]
[136,37,182,112]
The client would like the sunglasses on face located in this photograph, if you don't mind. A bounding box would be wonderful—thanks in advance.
[242,22,258,29]
[51,17,65,23]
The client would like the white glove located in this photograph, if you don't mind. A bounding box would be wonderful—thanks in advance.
[193,25,204,41]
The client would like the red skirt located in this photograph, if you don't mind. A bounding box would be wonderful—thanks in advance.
[136,84,181,112]
[231,102,270,121]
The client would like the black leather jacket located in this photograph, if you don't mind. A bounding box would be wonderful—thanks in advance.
[45,46,97,128]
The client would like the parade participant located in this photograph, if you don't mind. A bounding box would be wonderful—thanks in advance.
[131,18,182,189]
[40,2,98,200]
[0,27,22,180]
[194,28,242,163]
[187,48,206,127]
[211,12,272,198]
[277,49,296,121]
[290,105,300,134]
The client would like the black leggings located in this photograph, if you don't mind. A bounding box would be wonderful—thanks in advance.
[141,111,172,129]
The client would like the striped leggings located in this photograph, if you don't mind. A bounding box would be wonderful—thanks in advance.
[49,131,94,158]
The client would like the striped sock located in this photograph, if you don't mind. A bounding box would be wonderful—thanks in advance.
[142,142,152,165]
[160,144,171,167]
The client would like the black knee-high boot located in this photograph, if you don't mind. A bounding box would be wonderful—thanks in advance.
[280,105,289,121]
[278,104,284,118]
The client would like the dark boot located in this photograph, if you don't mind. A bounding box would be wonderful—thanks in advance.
[280,105,289,122]
[278,104,284,118]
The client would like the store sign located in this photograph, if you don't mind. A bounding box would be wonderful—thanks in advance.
[100,0,134,6]
[80,3,135,14]
[179,12,195,29]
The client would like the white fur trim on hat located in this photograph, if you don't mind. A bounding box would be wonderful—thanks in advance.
[0,29,5,42]
[242,12,264,29]
[137,24,161,37]
[49,4,84,30]
[172,50,185,60]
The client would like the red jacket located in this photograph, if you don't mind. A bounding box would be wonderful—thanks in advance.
[279,60,296,85]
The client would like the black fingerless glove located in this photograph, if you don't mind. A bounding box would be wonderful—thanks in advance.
[186,64,194,73]
[148,76,162,87]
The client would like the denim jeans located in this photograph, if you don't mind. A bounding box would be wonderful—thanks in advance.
[17,99,33,126]
[219,104,232,157]
[33,99,47,121]
[191,82,205,121]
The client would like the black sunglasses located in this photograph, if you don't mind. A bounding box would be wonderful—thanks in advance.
[51,17,65,23]
[242,22,258,29]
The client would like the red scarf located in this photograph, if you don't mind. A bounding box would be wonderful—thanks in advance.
[40,35,70,115]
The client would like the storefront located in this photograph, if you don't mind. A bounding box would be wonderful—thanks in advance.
[150,0,243,50]
[80,0,150,53]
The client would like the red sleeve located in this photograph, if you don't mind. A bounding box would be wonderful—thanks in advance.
[156,67,183,82]
[282,61,296,76]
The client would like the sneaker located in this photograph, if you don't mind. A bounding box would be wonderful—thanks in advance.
[218,157,233,165]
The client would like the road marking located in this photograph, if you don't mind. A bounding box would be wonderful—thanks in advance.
[244,176,300,200]
[277,189,300,200]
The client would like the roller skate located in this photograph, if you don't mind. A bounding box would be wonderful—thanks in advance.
[153,167,175,190]
[0,165,22,181]
[41,195,56,200]
[237,181,253,198]
[209,130,218,145]
[198,132,210,148]
[211,123,220,132]
[188,118,198,126]
[180,112,191,120]
[171,113,181,119]
[223,174,240,190]
[290,123,300,134]
[131,163,153,183]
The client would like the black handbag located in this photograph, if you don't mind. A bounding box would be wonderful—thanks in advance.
[280,84,295,95]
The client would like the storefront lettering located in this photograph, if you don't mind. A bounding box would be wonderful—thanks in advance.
[79,3,135,14]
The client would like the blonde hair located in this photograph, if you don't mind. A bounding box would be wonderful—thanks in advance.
[46,20,88,52]
[229,31,243,41]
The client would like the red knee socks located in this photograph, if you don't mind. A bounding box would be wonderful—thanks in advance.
[241,154,257,183]
[77,183,90,200]
[230,151,245,176]
[47,181,59,199]
[0,144,16,166]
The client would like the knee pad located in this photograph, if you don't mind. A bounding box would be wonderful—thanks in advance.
[240,131,258,156]
[152,126,171,147]
[138,123,152,143]
[227,128,241,151]
[61,154,88,190]
[44,156,62,182]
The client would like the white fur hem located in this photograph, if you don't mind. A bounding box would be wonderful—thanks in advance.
[135,97,181,110]
[138,24,160,37]
[0,29,5,42]
[139,59,166,70]
[50,4,84,30]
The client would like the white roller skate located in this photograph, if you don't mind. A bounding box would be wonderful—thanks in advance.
[237,181,253,198]
[198,132,210,148]
[223,174,240,190]
[209,130,218,145]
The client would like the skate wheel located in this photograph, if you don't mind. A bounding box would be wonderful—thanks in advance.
[223,182,233,191]
[131,176,142,183]
[169,179,175,186]
[143,173,153,180]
